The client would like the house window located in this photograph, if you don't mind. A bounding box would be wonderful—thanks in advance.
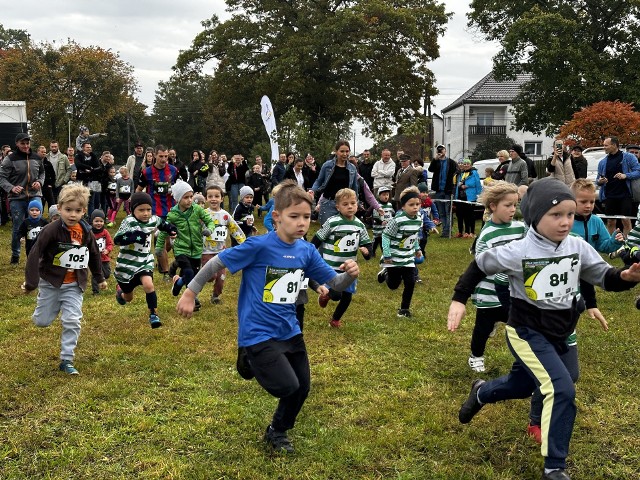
[446,116,451,131]
[476,112,494,126]
[524,141,542,156]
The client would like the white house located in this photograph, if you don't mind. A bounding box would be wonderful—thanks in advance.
[439,73,554,161]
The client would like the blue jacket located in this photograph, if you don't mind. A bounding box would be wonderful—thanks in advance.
[311,159,359,196]
[596,151,640,201]
[571,213,622,253]
[454,168,482,202]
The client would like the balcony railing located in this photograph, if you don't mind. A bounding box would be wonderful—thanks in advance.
[469,125,506,136]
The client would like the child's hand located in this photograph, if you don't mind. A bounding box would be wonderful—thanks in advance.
[339,259,360,278]
[620,262,640,282]
[429,227,439,234]
[447,301,467,332]
[316,285,329,297]
[587,308,608,331]
[202,228,212,237]
[358,246,368,255]
[613,229,624,242]
[98,281,108,290]
[415,250,423,259]
[377,208,385,216]
[176,289,196,318]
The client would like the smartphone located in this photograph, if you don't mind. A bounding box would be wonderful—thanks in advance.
[555,141,563,151]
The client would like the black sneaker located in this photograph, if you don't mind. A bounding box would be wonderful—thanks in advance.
[168,260,178,277]
[236,347,254,380]
[397,309,412,318]
[377,267,387,284]
[636,296,640,310]
[10,255,19,265]
[459,379,485,424]
[194,298,201,311]
[171,275,183,296]
[542,469,571,480]
[263,425,294,454]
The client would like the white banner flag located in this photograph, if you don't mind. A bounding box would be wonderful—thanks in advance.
[260,95,280,165]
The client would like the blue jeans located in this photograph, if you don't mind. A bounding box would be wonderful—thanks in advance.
[433,191,452,236]
[10,199,29,257]
[228,183,244,213]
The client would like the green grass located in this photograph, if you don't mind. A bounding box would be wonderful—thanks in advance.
[1,217,639,479]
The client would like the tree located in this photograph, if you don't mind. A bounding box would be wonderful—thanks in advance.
[0,24,29,50]
[471,135,516,161]
[175,0,449,143]
[558,101,640,148]
[467,1,640,135]
[0,40,138,145]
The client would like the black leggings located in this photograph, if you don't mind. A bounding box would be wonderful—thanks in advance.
[175,255,202,286]
[372,236,382,256]
[470,305,509,357]
[245,334,310,432]
[328,289,353,321]
[386,266,415,309]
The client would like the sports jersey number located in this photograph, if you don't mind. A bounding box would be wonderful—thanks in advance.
[211,225,228,242]
[263,267,304,304]
[399,233,418,249]
[119,185,131,193]
[96,237,106,251]
[108,182,117,191]
[154,181,170,195]
[27,226,43,240]
[333,232,360,252]
[53,244,90,269]
[523,255,579,301]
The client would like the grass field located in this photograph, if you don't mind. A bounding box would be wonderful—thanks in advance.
[0,215,639,479]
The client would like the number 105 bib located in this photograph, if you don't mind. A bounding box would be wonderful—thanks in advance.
[53,243,90,269]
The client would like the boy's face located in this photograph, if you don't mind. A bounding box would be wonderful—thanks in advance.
[253,165,261,173]
[29,207,41,219]
[108,168,116,177]
[242,194,254,205]
[402,197,421,217]
[378,192,390,203]
[574,189,596,216]
[206,190,222,210]
[92,217,104,230]
[536,199,576,243]
[336,195,358,219]
[179,191,194,210]
[70,171,77,180]
[60,200,86,227]
[133,204,152,223]
[419,191,428,201]
[273,201,311,243]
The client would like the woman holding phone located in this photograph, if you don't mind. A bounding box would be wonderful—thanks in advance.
[546,138,575,185]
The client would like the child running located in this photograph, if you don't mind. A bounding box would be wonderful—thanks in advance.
[201,185,246,304]
[113,192,177,328]
[24,184,106,375]
[311,188,372,328]
[233,186,257,242]
[371,186,394,257]
[104,165,118,227]
[158,181,215,312]
[176,180,360,454]
[108,166,134,226]
[19,198,49,258]
[377,186,423,318]
[447,177,640,480]
[89,209,114,295]
[465,181,526,373]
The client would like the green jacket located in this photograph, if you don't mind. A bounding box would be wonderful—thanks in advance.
[157,203,214,259]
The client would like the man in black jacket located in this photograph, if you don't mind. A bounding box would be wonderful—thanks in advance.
[74,141,100,213]
[428,145,458,238]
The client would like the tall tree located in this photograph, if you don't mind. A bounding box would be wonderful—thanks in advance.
[175,0,449,142]
[0,24,29,50]
[0,40,138,145]
[468,1,640,135]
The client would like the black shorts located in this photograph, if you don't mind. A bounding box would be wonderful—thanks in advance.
[117,270,153,294]
[604,196,635,218]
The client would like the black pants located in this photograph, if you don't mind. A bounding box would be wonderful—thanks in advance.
[245,334,310,432]
[329,289,353,321]
[175,255,201,286]
[41,186,55,214]
[92,262,112,293]
[456,201,475,234]
[386,266,415,310]
[470,305,508,357]
[372,236,382,256]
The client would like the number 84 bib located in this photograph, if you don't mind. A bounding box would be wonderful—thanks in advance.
[523,254,579,301]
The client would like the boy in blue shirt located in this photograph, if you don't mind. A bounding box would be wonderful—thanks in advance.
[176,179,360,454]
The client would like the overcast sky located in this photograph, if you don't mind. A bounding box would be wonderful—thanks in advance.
[4,0,499,150]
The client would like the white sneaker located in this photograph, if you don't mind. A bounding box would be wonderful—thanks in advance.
[488,323,499,338]
[468,355,485,372]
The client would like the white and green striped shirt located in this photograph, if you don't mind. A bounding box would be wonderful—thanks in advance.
[372,201,395,238]
[382,211,422,267]
[627,209,640,247]
[472,219,526,308]
[315,214,371,269]
[114,215,164,283]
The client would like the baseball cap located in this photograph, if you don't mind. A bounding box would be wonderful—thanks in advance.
[15,133,31,143]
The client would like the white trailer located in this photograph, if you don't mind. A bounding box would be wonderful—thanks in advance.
[0,101,28,147]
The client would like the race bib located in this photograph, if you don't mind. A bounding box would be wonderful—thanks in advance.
[108,182,117,191]
[154,181,170,196]
[244,214,255,227]
[399,233,418,250]
[263,267,304,304]
[383,211,393,221]
[523,254,579,301]
[96,237,106,251]
[119,185,131,193]
[53,243,90,269]
[27,226,43,240]
[211,225,228,242]
[333,232,360,253]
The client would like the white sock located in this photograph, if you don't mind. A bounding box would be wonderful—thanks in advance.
[544,468,560,474]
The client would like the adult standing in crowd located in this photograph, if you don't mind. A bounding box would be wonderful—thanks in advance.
[546,140,575,186]
[512,144,536,184]
[358,149,374,190]
[47,140,71,203]
[254,155,271,203]
[206,150,227,207]
[393,153,421,206]
[226,154,249,213]
[125,141,146,188]
[505,145,529,186]
[453,159,482,238]
[569,145,588,179]
[0,145,11,225]
[168,148,189,182]
[303,153,318,188]
[0,133,44,264]
[74,141,101,214]
[271,153,287,189]
[188,150,208,194]
[38,145,56,214]
[596,136,640,234]
[309,140,359,225]
[371,148,395,195]
[429,145,457,238]
[285,157,312,190]
[98,151,115,212]
[66,146,76,164]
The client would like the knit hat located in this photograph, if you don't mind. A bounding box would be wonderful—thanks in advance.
[417,182,429,193]
[130,192,153,213]
[520,178,575,228]
[511,144,523,155]
[28,198,43,212]
[193,193,206,205]
[91,209,105,221]
[48,204,59,218]
[172,180,193,203]
[239,186,254,199]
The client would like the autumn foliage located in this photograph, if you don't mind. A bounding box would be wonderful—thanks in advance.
[558,101,640,148]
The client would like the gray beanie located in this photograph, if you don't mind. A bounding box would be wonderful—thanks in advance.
[172,180,193,203]
[520,177,575,228]
[48,204,59,218]
[91,209,106,221]
[239,185,254,200]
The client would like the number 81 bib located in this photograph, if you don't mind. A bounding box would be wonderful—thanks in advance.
[523,254,579,301]
[263,267,304,304]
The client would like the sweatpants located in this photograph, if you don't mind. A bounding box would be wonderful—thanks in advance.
[245,334,310,432]
[32,279,83,361]
[386,266,416,310]
[470,305,508,357]
[477,325,576,470]
[328,289,353,321]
